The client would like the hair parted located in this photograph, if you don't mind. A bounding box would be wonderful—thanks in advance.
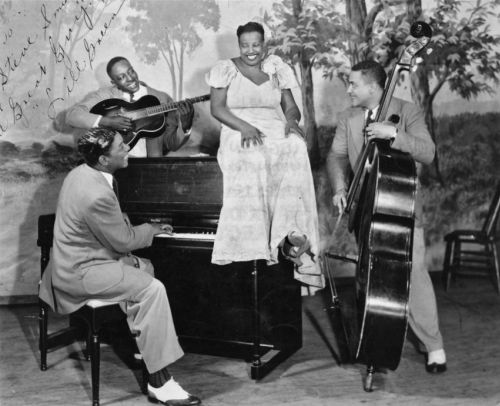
[236,22,265,40]
[77,127,117,166]
[106,56,129,77]
[351,60,387,90]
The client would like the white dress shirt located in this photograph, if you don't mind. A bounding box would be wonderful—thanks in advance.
[100,170,114,189]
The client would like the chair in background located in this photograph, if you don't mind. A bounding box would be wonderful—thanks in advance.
[442,182,500,293]
[37,214,146,406]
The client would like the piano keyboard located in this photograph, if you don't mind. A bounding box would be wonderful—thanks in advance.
[155,232,215,241]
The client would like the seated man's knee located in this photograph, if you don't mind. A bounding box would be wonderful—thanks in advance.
[146,278,167,297]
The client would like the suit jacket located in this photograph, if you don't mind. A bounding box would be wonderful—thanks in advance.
[38,164,156,314]
[65,83,184,153]
[327,97,435,226]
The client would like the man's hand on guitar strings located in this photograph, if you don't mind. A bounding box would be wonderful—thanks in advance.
[100,115,133,132]
[177,100,194,132]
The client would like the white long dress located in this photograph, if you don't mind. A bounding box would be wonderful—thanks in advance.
[206,55,323,291]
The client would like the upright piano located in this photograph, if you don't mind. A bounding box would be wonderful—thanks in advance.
[115,156,302,379]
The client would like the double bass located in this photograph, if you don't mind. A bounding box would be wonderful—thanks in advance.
[326,21,432,391]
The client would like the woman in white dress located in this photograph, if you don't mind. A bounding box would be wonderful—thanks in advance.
[206,22,323,292]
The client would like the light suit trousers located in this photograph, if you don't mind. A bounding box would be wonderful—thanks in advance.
[408,227,444,352]
[119,259,184,373]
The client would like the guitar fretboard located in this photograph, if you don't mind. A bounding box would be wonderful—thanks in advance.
[133,94,210,120]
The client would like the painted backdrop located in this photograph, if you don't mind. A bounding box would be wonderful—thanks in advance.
[0,0,499,301]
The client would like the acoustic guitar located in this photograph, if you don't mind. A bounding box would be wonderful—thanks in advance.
[90,94,210,148]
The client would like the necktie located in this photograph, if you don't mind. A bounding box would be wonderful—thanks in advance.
[366,109,374,126]
[364,109,374,144]
[129,92,135,102]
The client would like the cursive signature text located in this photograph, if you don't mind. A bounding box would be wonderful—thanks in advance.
[0,0,126,136]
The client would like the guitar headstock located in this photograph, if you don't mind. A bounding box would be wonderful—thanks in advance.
[398,21,432,68]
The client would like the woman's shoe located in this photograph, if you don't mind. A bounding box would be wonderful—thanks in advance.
[281,232,311,266]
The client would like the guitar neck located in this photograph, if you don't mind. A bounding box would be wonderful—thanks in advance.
[131,94,210,120]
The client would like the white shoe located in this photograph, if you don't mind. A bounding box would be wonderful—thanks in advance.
[426,349,447,373]
[427,349,446,364]
[148,378,201,405]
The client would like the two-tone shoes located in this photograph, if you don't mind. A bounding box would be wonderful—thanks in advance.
[425,362,447,374]
[148,378,201,406]
[425,349,447,374]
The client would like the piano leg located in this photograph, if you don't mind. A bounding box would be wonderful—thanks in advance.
[140,241,302,381]
[251,260,262,370]
[249,261,302,380]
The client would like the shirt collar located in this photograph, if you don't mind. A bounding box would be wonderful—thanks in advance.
[100,171,114,189]
[123,84,147,102]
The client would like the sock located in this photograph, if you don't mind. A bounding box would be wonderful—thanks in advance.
[149,366,172,388]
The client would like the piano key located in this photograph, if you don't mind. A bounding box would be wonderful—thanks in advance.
[155,232,215,241]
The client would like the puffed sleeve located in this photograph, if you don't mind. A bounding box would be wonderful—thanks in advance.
[262,54,298,90]
[205,60,238,88]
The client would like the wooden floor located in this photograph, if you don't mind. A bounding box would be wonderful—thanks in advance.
[2,275,500,406]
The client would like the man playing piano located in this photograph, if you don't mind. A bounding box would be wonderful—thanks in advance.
[38,127,201,405]
[66,56,194,157]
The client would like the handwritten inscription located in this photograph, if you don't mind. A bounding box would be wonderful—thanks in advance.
[0,0,126,136]
[2,28,13,45]
[0,34,37,90]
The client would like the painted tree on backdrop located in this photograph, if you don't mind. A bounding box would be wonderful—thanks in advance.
[43,0,120,100]
[408,0,500,183]
[345,0,500,183]
[265,0,349,166]
[125,0,220,100]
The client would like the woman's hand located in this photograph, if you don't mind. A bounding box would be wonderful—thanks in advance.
[285,119,305,140]
[240,124,265,148]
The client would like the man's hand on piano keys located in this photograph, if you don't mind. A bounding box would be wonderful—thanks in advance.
[151,223,174,236]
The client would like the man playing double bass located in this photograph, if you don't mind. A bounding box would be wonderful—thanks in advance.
[66,56,194,157]
[326,60,446,374]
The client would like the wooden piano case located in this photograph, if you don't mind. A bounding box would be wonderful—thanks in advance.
[116,157,302,379]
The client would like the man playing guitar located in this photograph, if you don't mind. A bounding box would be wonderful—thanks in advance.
[66,56,194,157]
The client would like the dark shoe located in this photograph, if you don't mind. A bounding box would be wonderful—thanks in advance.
[148,394,201,406]
[425,362,447,374]
[148,380,201,406]
[281,232,311,266]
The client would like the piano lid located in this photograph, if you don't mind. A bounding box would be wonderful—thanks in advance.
[115,156,223,215]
